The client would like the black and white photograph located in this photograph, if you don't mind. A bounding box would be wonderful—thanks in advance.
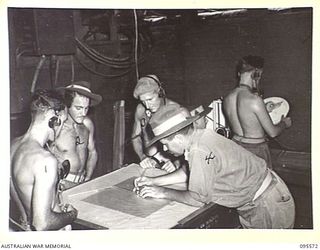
[1,0,319,249]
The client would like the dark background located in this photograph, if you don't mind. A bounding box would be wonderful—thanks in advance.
[8,8,312,178]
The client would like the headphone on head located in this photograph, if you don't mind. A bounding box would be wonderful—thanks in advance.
[144,75,166,99]
[37,92,62,129]
[251,68,262,81]
[48,115,61,129]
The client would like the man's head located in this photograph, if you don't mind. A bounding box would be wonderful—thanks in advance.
[237,55,264,90]
[31,89,67,139]
[147,104,208,156]
[31,89,65,116]
[133,75,164,113]
[63,81,102,124]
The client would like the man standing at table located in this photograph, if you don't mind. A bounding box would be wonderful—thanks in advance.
[132,74,188,173]
[51,81,102,189]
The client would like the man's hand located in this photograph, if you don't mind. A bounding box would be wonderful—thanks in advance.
[161,161,176,173]
[281,116,292,128]
[83,173,90,182]
[139,157,157,169]
[133,176,153,193]
[137,186,166,199]
[60,203,78,216]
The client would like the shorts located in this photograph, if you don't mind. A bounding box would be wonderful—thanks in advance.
[233,139,273,169]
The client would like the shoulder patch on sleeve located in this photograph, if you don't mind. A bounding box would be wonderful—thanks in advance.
[205,152,216,165]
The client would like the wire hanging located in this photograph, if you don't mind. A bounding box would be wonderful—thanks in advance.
[133,9,139,81]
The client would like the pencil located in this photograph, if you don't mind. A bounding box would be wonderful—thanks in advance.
[135,168,147,194]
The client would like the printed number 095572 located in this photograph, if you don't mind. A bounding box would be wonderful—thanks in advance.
[300,244,318,248]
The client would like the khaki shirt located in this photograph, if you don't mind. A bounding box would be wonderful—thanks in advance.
[186,129,268,207]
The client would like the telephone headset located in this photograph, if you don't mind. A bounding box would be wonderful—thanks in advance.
[251,68,262,81]
[37,92,62,129]
[48,116,61,129]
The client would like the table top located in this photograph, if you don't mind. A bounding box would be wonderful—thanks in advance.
[62,164,199,229]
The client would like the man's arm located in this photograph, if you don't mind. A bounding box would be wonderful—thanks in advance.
[135,167,188,189]
[138,186,205,207]
[83,118,98,180]
[253,96,291,138]
[32,155,77,230]
[132,104,146,160]
[10,177,28,222]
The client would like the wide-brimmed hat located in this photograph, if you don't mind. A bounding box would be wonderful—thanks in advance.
[60,81,102,106]
[133,75,160,99]
[146,104,212,147]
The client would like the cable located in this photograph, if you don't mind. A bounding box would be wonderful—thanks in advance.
[76,39,132,69]
[75,54,133,78]
[70,55,75,83]
[75,35,151,68]
[30,55,46,93]
[54,56,60,86]
[75,37,132,65]
[133,9,139,81]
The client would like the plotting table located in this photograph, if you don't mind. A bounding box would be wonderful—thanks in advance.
[62,164,240,229]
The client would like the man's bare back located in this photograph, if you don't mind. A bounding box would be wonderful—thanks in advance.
[11,137,60,222]
[224,87,267,139]
[223,55,292,169]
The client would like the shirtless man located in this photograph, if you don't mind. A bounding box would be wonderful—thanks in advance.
[52,81,102,188]
[10,89,77,231]
[132,75,188,173]
[223,55,292,169]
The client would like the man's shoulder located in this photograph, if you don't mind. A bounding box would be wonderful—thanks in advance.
[236,92,266,115]
[224,87,238,98]
[165,99,188,109]
[189,130,217,159]
[166,99,179,106]
[246,93,265,108]
[238,91,262,104]
[83,116,94,129]
[32,148,57,163]
[12,144,57,173]
[32,150,58,175]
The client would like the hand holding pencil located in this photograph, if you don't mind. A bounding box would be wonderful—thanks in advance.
[133,169,153,195]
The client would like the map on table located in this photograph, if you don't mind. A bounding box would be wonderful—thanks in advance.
[82,177,169,218]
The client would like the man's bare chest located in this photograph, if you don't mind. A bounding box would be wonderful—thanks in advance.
[56,124,89,149]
